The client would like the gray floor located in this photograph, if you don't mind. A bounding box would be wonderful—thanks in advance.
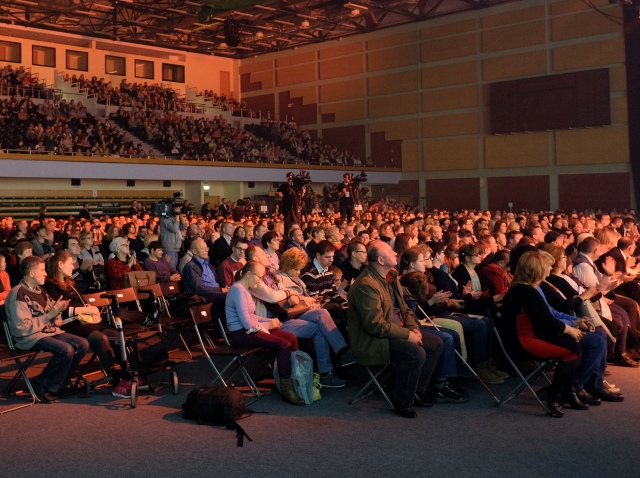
[1,350,639,478]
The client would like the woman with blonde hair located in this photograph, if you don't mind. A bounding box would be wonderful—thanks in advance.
[500,250,584,417]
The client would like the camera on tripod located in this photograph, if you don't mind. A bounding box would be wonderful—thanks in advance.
[151,192,184,217]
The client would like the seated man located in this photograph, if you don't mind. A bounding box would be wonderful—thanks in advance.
[182,238,227,304]
[5,256,90,403]
[217,237,247,287]
[348,240,443,418]
[63,236,101,293]
[30,225,55,259]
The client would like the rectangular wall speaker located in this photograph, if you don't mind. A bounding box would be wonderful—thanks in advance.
[71,178,81,186]
[163,180,172,188]
[248,181,255,188]
[127,179,136,187]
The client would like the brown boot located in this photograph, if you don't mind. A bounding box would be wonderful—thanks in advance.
[280,378,305,405]
[476,362,505,384]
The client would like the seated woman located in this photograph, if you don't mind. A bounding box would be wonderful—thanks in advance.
[225,261,304,405]
[451,244,502,305]
[142,241,181,283]
[500,250,584,417]
[274,247,357,388]
[0,254,10,306]
[429,243,507,384]
[78,231,106,286]
[106,236,142,290]
[43,251,132,398]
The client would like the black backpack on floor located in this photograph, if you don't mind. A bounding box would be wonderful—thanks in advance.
[182,385,252,446]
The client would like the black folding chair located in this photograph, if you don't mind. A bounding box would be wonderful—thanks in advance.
[0,305,40,413]
[189,303,263,397]
[487,308,553,414]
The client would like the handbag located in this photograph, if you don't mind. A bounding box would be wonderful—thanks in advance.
[75,312,103,325]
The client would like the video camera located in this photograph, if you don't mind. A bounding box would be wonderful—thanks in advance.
[352,171,368,188]
[152,192,184,217]
[291,170,312,193]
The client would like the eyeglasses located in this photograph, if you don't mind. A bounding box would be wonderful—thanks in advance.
[234,246,248,252]
[354,250,367,254]
[423,256,433,260]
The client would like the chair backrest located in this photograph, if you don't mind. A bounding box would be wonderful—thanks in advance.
[126,270,156,288]
[135,283,170,317]
[160,281,181,297]
[82,292,112,308]
[105,287,141,309]
[0,305,17,350]
[189,302,213,326]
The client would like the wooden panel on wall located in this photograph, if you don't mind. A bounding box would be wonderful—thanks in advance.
[485,132,551,168]
[323,125,366,163]
[319,42,363,59]
[553,38,625,71]
[551,9,622,41]
[422,85,479,112]
[320,100,366,123]
[556,126,629,165]
[240,73,262,93]
[481,5,546,28]
[371,131,402,168]
[421,19,476,40]
[610,65,627,92]
[367,45,418,72]
[422,112,479,138]
[611,97,628,124]
[370,119,419,140]
[369,93,419,118]
[487,176,550,211]
[481,20,546,53]
[402,141,420,172]
[559,172,630,211]
[368,70,419,97]
[319,79,365,102]
[319,55,364,80]
[423,137,480,171]
[482,50,547,81]
[551,0,617,16]
[422,61,477,89]
[422,33,477,62]
[425,178,480,210]
[277,63,317,87]
[239,59,274,75]
[367,31,417,50]
[289,86,317,105]
[250,70,275,89]
[276,51,316,68]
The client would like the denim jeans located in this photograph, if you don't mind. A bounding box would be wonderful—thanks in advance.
[575,328,607,392]
[280,308,347,374]
[388,331,443,405]
[422,326,459,380]
[31,333,90,393]
[447,315,491,364]
[228,328,297,378]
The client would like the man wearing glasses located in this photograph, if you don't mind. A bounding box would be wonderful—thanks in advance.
[339,239,367,292]
[218,238,248,287]
[183,238,228,304]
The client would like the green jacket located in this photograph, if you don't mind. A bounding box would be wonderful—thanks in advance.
[347,265,419,366]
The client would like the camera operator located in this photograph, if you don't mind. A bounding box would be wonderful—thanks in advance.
[277,172,300,231]
[160,203,188,269]
[339,173,355,223]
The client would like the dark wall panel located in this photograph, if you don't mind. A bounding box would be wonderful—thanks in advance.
[242,93,275,118]
[278,91,317,126]
[370,132,401,168]
[488,176,550,212]
[322,124,366,164]
[425,178,480,211]
[559,172,631,212]
[240,73,262,93]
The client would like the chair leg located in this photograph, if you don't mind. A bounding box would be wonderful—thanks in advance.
[0,358,37,415]
[349,365,395,409]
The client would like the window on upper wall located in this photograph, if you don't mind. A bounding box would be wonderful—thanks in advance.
[135,59,154,79]
[66,50,88,71]
[105,55,126,76]
[0,40,21,63]
[32,45,56,67]
[162,63,185,83]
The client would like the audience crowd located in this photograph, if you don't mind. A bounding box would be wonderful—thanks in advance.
[2,193,639,416]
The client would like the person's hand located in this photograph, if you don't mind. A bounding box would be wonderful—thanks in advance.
[221,286,229,293]
[80,258,93,271]
[565,326,582,341]
[49,297,69,319]
[288,294,300,306]
[170,273,181,281]
[602,256,617,277]
[447,299,465,309]
[493,293,504,303]
[268,318,282,330]
[462,281,473,295]
[470,290,483,299]
[128,252,136,267]
[430,291,451,304]
[407,329,423,345]
[580,285,598,301]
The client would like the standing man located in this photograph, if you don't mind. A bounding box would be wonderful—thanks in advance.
[338,173,355,223]
[347,240,443,418]
[276,172,299,231]
[160,204,188,269]
[78,202,92,221]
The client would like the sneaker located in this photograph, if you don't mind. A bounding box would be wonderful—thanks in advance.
[340,349,357,367]
[476,363,505,385]
[137,376,150,391]
[431,383,470,404]
[604,380,620,393]
[319,372,347,388]
[488,358,509,379]
[112,380,132,398]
